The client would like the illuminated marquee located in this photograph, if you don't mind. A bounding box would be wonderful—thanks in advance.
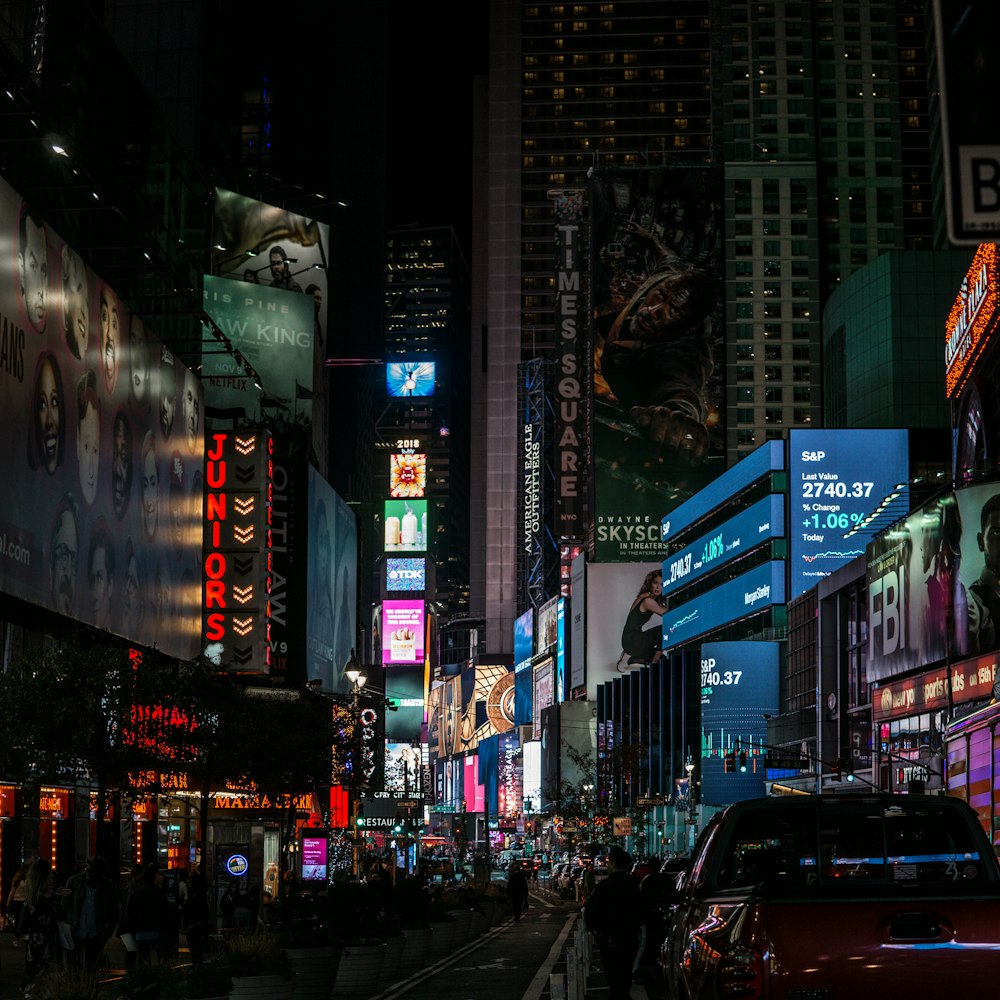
[202,432,273,673]
[945,243,999,400]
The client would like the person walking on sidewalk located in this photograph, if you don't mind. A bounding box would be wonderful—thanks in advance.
[506,864,530,924]
[6,863,28,946]
[20,858,57,990]
[583,846,647,1000]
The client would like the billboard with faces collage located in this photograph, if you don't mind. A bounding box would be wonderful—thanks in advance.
[0,174,204,658]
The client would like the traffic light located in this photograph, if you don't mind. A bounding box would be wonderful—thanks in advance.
[738,751,748,773]
[724,751,736,773]
[841,754,855,782]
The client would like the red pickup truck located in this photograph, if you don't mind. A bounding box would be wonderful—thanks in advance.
[659,794,1000,998]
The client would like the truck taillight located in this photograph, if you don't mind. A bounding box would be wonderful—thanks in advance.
[717,946,763,998]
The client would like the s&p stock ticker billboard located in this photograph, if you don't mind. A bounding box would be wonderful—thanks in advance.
[789,429,909,599]
[699,641,779,805]
[591,167,725,561]
[0,174,204,658]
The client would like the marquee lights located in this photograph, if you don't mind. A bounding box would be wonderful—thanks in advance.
[234,497,255,516]
[235,436,256,455]
[945,243,998,399]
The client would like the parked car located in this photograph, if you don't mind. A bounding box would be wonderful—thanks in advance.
[659,794,1000,997]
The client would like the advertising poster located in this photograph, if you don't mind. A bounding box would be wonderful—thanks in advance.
[0,175,203,658]
[867,492,972,683]
[956,482,1000,658]
[533,658,554,741]
[536,596,559,655]
[455,662,516,752]
[385,742,422,794]
[699,641,780,806]
[305,468,357,694]
[385,664,424,743]
[591,167,725,562]
[497,731,522,820]
[389,453,426,498]
[585,563,665,698]
[789,429,909,599]
[514,608,534,727]
[386,557,425,592]
[201,274,315,422]
[463,755,484,814]
[383,499,428,553]
[386,361,435,397]
[382,600,425,664]
[300,836,327,882]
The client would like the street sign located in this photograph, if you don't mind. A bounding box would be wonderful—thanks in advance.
[613,817,632,836]
[637,796,664,807]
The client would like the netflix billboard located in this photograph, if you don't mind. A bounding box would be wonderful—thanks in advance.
[0,174,203,658]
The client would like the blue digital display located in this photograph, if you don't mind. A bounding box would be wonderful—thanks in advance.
[662,495,784,597]
[514,608,534,727]
[662,441,784,544]
[699,641,780,805]
[556,598,566,703]
[514,609,533,672]
[662,561,785,649]
[789,429,909,599]
[386,557,425,592]
[386,361,436,397]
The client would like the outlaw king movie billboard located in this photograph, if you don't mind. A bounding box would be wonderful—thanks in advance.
[591,167,724,562]
[0,175,203,658]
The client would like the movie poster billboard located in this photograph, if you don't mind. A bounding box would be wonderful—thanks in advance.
[201,274,314,421]
[699,642,779,805]
[789,429,909,599]
[591,167,724,562]
[585,563,664,698]
[305,468,357,695]
[0,175,203,658]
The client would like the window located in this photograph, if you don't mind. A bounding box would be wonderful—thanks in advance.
[765,408,783,424]
[737,408,754,424]
[792,345,811,361]
[737,346,755,361]
[765,366,782,381]
[765,386,782,402]
[736,366,754,381]
[765,345,782,361]
[737,386,754,402]
[794,386,811,402]
[793,366,810,382]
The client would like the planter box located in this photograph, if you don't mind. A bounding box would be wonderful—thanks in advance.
[468,910,486,939]
[446,909,472,947]
[377,934,404,987]
[399,926,431,974]
[286,946,340,1000]
[426,920,456,958]
[230,973,295,1000]
[333,942,385,996]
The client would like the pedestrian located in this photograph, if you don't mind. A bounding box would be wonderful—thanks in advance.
[118,863,143,968]
[65,856,119,970]
[125,863,169,965]
[506,863,529,924]
[218,881,237,930]
[20,859,57,990]
[583,846,647,1000]
[6,862,28,946]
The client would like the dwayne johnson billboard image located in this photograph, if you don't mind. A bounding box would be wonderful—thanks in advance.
[591,167,724,562]
[306,467,357,695]
[0,175,203,658]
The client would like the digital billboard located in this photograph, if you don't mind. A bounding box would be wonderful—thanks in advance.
[300,835,327,882]
[306,468,357,695]
[382,600,426,664]
[386,361,435,397]
[556,597,566,703]
[699,641,780,805]
[0,174,204,658]
[389,453,426,498]
[201,275,315,422]
[536,596,559,655]
[662,561,786,649]
[456,662,515,752]
[533,658,554,741]
[662,495,785,599]
[385,742,422,794]
[384,499,427,553]
[591,167,725,561]
[386,557,425,592]
[202,432,273,673]
[514,608,534,727]
[585,563,664,698]
[789,429,909,599]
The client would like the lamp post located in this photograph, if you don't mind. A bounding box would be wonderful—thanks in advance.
[684,754,697,850]
[345,650,368,878]
[582,783,594,845]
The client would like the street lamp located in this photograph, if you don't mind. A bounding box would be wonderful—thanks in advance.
[344,649,368,877]
[582,783,594,844]
[684,754,697,849]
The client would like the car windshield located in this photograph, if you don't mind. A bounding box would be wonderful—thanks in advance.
[714,800,987,892]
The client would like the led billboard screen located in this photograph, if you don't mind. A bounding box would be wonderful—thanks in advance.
[384,499,427,553]
[385,742,422,793]
[386,361,435,397]
[386,557,425,592]
[533,658,554,741]
[789,429,909,599]
[662,561,786,649]
[389,453,426,498]
[592,167,725,561]
[306,468,357,694]
[457,662,515,751]
[514,608,534,727]
[0,175,204,658]
[300,835,327,882]
[382,600,426,664]
[536,596,559,655]
[585,563,664,698]
[699,641,779,805]
[662,495,784,598]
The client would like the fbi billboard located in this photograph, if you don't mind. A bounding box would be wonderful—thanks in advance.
[0,175,203,658]
[591,167,725,561]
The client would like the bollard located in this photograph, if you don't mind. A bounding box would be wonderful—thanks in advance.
[550,971,567,1000]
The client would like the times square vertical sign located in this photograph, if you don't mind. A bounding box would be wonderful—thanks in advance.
[203,432,273,672]
[550,189,586,537]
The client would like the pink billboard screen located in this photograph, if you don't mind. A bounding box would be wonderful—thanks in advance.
[382,600,425,664]
[300,835,327,882]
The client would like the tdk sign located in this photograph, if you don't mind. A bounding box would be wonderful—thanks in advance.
[386,558,425,592]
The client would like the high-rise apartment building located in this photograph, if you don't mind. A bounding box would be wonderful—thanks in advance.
[476,0,936,654]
